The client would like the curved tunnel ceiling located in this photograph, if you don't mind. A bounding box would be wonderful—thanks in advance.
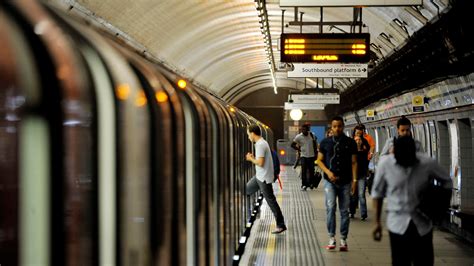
[62,0,448,103]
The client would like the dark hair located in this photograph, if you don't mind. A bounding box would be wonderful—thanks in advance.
[394,136,419,168]
[247,124,261,136]
[397,115,411,128]
[352,124,365,137]
[331,116,344,125]
[302,123,310,129]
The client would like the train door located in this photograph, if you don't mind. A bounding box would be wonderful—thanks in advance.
[458,118,473,212]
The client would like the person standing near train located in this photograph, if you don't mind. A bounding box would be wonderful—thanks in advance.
[380,115,422,156]
[245,124,287,234]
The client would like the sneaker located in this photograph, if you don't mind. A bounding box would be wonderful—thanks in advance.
[271,226,287,234]
[339,239,348,251]
[361,217,367,221]
[300,186,307,191]
[325,237,336,250]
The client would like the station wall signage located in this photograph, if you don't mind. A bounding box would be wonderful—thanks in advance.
[284,102,325,110]
[288,63,368,78]
[280,0,422,7]
[292,94,340,104]
[412,95,424,112]
[366,109,375,121]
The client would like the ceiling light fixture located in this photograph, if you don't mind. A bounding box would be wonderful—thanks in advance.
[255,0,277,94]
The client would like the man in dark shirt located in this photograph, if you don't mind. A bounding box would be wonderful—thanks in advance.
[316,116,358,251]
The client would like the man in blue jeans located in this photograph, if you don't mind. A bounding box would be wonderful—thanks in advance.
[245,124,287,234]
[316,116,358,251]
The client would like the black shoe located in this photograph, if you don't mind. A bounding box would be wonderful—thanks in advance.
[350,214,355,219]
[272,226,287,234]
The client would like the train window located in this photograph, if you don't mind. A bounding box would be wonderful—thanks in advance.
[449,120,461,209]
[436,121,450,170]
[458,119,473,212]
[423,122,432,157]
[428,120,438,158]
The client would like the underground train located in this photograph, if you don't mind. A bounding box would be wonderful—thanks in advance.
[0,2,272,265]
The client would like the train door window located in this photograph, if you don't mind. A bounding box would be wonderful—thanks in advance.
[458,118,473,211]
[370,128,379,152]
[437,121,450,170]
[389,125,396,138]
[449,120,461,208]
[416,124,426,153]
[423,122,432,157]
[379,126,387,152]
[428,120,438,159]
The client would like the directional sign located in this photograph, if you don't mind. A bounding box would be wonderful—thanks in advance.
[284,102,325,110]
[288,63,368,78]
[292,94,340,104]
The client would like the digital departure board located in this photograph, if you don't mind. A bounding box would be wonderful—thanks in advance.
[280,33,370,63]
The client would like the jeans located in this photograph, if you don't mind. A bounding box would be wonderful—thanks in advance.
[324,180,351,238]
[246,176,285,227]
[389,221,433,266]
[300,157,315,187]
[350,178,368,218]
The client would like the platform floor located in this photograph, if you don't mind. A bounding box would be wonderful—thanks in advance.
[239,165,474,266]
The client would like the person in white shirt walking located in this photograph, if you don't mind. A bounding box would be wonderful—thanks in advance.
[291,123,318,190]
[372,136,452,265]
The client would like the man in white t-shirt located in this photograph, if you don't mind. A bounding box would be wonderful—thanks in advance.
[245,124,287,234]
[291,123,318,190]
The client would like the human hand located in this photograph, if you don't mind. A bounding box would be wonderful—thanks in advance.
[327,172,338,182]
[351,180,357,195]
[373,223,382,241]
[246,153,254,161]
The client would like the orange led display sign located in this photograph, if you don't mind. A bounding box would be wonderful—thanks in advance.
[280,33,370,63]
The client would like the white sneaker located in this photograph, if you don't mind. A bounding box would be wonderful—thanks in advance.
[325,237,336,250]
[340,238,348,251]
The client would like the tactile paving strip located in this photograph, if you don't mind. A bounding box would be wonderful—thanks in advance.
[239,166,326,265]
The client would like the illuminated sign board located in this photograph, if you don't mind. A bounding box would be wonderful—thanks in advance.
[288,63,368,78]
[280,0,422,7]
[281,33,370,63]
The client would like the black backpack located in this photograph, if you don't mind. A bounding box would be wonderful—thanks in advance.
[271,149,280,182]
[418,178,452,223]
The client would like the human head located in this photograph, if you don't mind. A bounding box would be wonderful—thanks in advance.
[352,124,364,138]
[397,115,412,137]
[247,124,261,142]
[394,135,418,167]
[330,116,344,136]
[301,123,310,136]
[326,128,333,138]
[354,135,362,146]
